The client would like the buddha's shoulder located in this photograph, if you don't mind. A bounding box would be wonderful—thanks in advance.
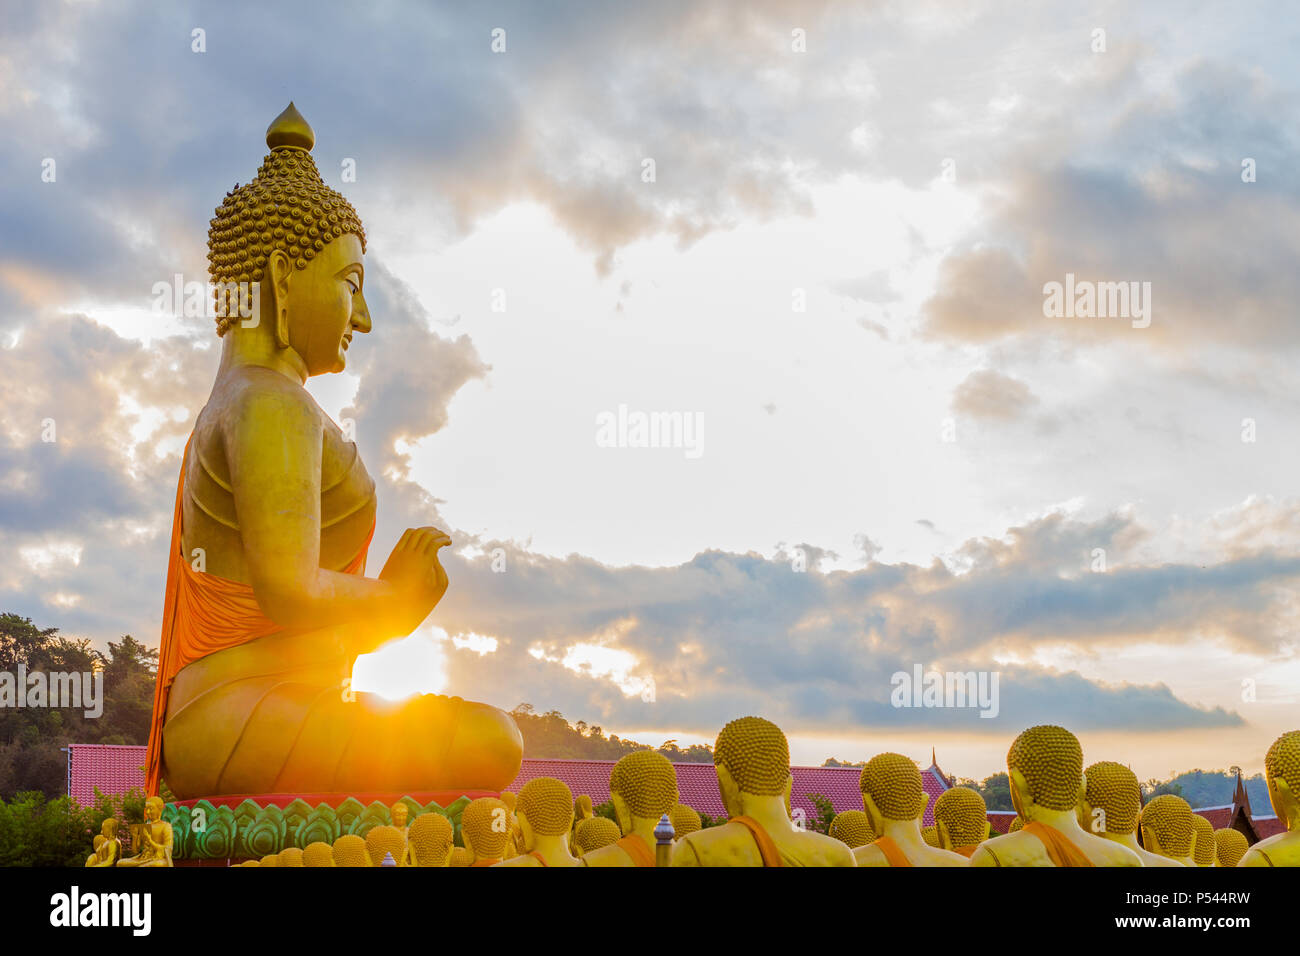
[580,844,634,867]
[852,843,889,866]
[1077,831,1141,866]
[495,854,542,867]
[213,367,324,426]
[968,831,1046,866]
[672,824,762,866]
[790,830,857,866]
[1239,832,1298,866]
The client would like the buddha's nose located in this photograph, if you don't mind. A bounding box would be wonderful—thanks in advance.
[352,290,372,333]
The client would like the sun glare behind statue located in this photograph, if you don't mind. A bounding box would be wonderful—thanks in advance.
[350,626,449,700]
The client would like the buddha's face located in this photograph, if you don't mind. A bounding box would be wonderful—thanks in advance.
[391,805,408,828]
[276,233,371,376]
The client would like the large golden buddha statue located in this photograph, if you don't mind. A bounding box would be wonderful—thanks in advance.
[1240,730,1300,866]
[145,103,523,799]
[1079,761,1181,866]
[670,717,854,867]
[969,726,1139,867]
[854,753,965,866]
[583,752,679,867]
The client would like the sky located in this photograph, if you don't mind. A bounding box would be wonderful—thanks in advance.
[2,0,1298,783]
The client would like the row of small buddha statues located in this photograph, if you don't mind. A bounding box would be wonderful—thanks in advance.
[87,719,1300,867]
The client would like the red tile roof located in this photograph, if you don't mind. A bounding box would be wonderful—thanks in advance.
[67,744,146,806]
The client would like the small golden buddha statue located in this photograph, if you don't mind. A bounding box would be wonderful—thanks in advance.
[574,816,621,856]
[302,841,335,867]
[1139,794,1196,865]
[933,786,989,858]
[118,797,174,867]
[1240,730,1300,866]
[405,813,455,867]
[85,818,122,867]
[584,752,679,867]
[366,824,407,867]
[670,803,701,839]
[671,717,854,867]
[391,802,410,834]
[332,833,374,867]
[498,777,582,867]
[828,809,875,849]
[1078,761,1180,866]
[970,726,1139,867]
[145,102,523,800]
[1213,828,1249,868]
[854,753,965,867]
[1190,815,1216,867]
[460,797,512,866]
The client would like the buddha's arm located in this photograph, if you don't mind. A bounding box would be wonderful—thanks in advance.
[227,388,447,640]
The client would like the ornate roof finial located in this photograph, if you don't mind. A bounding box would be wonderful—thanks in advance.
[266,101,315,151]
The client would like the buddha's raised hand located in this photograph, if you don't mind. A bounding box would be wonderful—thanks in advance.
[378,526,452,632]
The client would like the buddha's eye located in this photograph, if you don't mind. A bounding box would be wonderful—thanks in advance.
[346,277,359,295]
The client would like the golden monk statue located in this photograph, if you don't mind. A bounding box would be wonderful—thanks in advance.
[144,103,522,800]
[671,717,854,867]
[828,810,874,850]
[460,797,512,866]
[1214,828,1249,868]
[1138,794,1196,865]
[1190,815,1216,867]
[118,797,174,867]
[933,786,990,858]
[405,813,455,867]
[584,752,679,867]
[854,753,964,867]
[1079,761,1181,866]
[670,803,701,840]
[85,818,121,867]
[970,726,1139,867]
[498,777,582,867]
[1240,730,1300,866]
[574,816,621,856]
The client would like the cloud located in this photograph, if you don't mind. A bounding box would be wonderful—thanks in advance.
[951,368,1037,421]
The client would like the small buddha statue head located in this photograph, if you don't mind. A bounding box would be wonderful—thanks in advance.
[574,816,621,855]
[331,833,374,867]
[1213,828,1249,868]
[258,853,279,866]
[461,797,512,862]
[1006,725,1084,820]
[1139,794,1195,859]
[301,841,335,867]
[713,716,793,817]
[408,812,455,867]
[516,777,575,850]
[278,847,304,867]
[1009,816,1024,832]
[829,809,875,848]
[207,102,370,376]
[921,825,939,846]
[575,794,594,822]
[1265,730,1300,828]
[859,752,928,832]
[933,786,989,849]
[670,803,702,839]
[1190,815,1216,866]
[365,824,407,867]
[143,795,164,823]
[1080,761,1141,835]
[390,802,410,829]
[609,751,679,834]
[100,818,119,841]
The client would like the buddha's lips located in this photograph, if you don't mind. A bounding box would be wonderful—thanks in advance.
[342,335,352,350]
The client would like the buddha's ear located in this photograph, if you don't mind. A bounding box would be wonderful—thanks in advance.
[266,249,293,349]
[1009,769,1032,820]
[862,793,883,835]
[1272,777,1298,826]
[936,819,952,850]
[1141,825,1162,856]
[610,792,631,835]
[716,765,742,818]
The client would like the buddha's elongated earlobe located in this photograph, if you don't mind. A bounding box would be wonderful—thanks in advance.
[267,249,292,349]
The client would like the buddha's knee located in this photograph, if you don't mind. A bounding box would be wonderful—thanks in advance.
[444,700,524,787]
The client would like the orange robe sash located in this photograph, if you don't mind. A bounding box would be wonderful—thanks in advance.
[616,834,656,867]
[144,436,373,795]
[529,851,549,867]
[872,835,914,867]
[729,815,784,867]
[1023,822,1096,867]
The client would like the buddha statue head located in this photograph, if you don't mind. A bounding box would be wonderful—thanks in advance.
[859,752,928,831]
[574,816,622,855]
[143,795,165,824]
[408,812,455,867]
[575,794,594,822]
[829,809,874,848]
[100,818,119,842]
[331,833,374,867]
[461,797,512,862]
[1265,730,1300,828]
[713,716,792,816]
[302,841,335,867]
[516,777,575,849]
[365,824,407,867]
[1006,725,1084,820]
[391,803,410,830]
[921,825,939,846]
[670,803,702,839]
[207,102,369,376]
[1009,816,1024,832]
[609,751,679,835]
[1213,828,1249,868]
[1080,761,1141,835]
[278,847,304,867]
[933,786,989,850]
[258,853,279,866]
[1190,815,1216,866]
[1139,794,1195,860]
